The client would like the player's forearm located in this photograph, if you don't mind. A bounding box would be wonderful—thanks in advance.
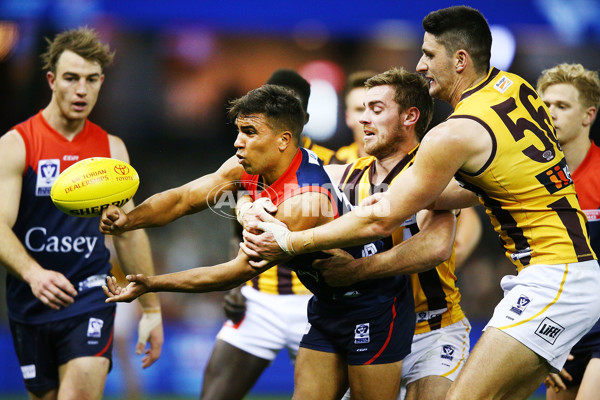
[146,260,259,294]
[113,229,160,308]
[288,203,398,254]
[125,188,193,230]
[348,214,456,280]
[0,223,44,283]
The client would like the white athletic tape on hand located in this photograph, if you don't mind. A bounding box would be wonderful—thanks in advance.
[138,309,162,345]
[256,221,294,256]
[236,201,253,225]
[236,197,276,225]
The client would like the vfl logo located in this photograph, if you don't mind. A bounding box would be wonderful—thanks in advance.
[510,295,531,315]
[441,345,455,361]
[87,318,104,338]
[535,317,564,345]
[494,75,513,94]
[354,323,370,344]
[36,159,60,196]
[535,158,572,194]
[41,162,58,183]
[113,164,130,175]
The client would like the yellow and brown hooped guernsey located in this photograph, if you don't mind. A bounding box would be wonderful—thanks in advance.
[339,148,465,334]
[453,68,595,272]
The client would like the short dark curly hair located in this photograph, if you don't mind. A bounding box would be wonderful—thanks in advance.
[228,84,306,144]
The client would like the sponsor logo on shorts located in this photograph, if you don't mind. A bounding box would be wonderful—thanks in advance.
[354,323,370,344]
[441,345,455,361]
[510,295,531,315]
[79,274,108,291]
[535,317,564,345]
[87,317,104,338]
[36,159,60,196]
[21,364,36,379]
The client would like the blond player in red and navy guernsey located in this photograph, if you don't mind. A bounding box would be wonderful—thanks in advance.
[243,6,600,400]
[0,28,163,400]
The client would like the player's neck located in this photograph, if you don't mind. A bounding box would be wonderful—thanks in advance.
[372,141,416,184]
[42,103,86,141]
[561,132,592,172]
[450,71,487,108]
[261,147,299,186]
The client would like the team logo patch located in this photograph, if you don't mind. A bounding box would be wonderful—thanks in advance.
[535,317,564,345]
[494,75,513,93]
[36,159,60,196]
[87,317,104,338]
[440,345,455,361]
[354,323,370,344]
[361,243,378,257]
[416,308,447,323]
[510,295,531,315]
[535,158,572,194]
[21,364,36,379]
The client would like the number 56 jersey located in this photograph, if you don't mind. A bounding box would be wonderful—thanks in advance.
[452,68,595,272]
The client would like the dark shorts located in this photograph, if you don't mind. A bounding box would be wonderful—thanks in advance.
[300,295,414,365]
[563,329,600,387]
[9,307,115,393]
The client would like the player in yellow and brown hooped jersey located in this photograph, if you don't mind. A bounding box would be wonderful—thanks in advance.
[243,7,600,400]
[452,68,593,271]
[316,68,468,400]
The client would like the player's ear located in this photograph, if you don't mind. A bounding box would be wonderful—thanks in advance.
[403,106,420,128]
[279,131,292,151]
[583,106,597,127]
[46,71,56,90]
[455,49,468,73]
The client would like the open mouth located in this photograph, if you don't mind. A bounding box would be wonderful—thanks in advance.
[73,101,87,111]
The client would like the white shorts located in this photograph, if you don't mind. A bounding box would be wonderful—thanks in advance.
[217,285,312,361]
[485,260,600,371]
[401,318,471,385]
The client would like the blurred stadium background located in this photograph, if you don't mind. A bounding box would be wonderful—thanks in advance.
[0,0,599,398]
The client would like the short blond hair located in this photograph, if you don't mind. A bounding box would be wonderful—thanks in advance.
[537,63,600,110]
[41,27,115,73]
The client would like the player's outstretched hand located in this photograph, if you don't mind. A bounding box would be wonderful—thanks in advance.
[103,275,149,303]
[136,307,163,368]
[312,249,358,286]
[29,268,78,310]
[543,354,574,393]
[99,204,128,235]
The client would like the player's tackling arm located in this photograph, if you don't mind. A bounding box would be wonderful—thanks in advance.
[313,209,457,286]
[246,121,478,258]
[0,130,78,309]
[100,155,244,234]
[104,190,334,302]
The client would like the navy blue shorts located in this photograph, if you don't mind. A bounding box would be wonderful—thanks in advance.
[9,306,115,393]
[563,328,600,387]
[300,295,414,365]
